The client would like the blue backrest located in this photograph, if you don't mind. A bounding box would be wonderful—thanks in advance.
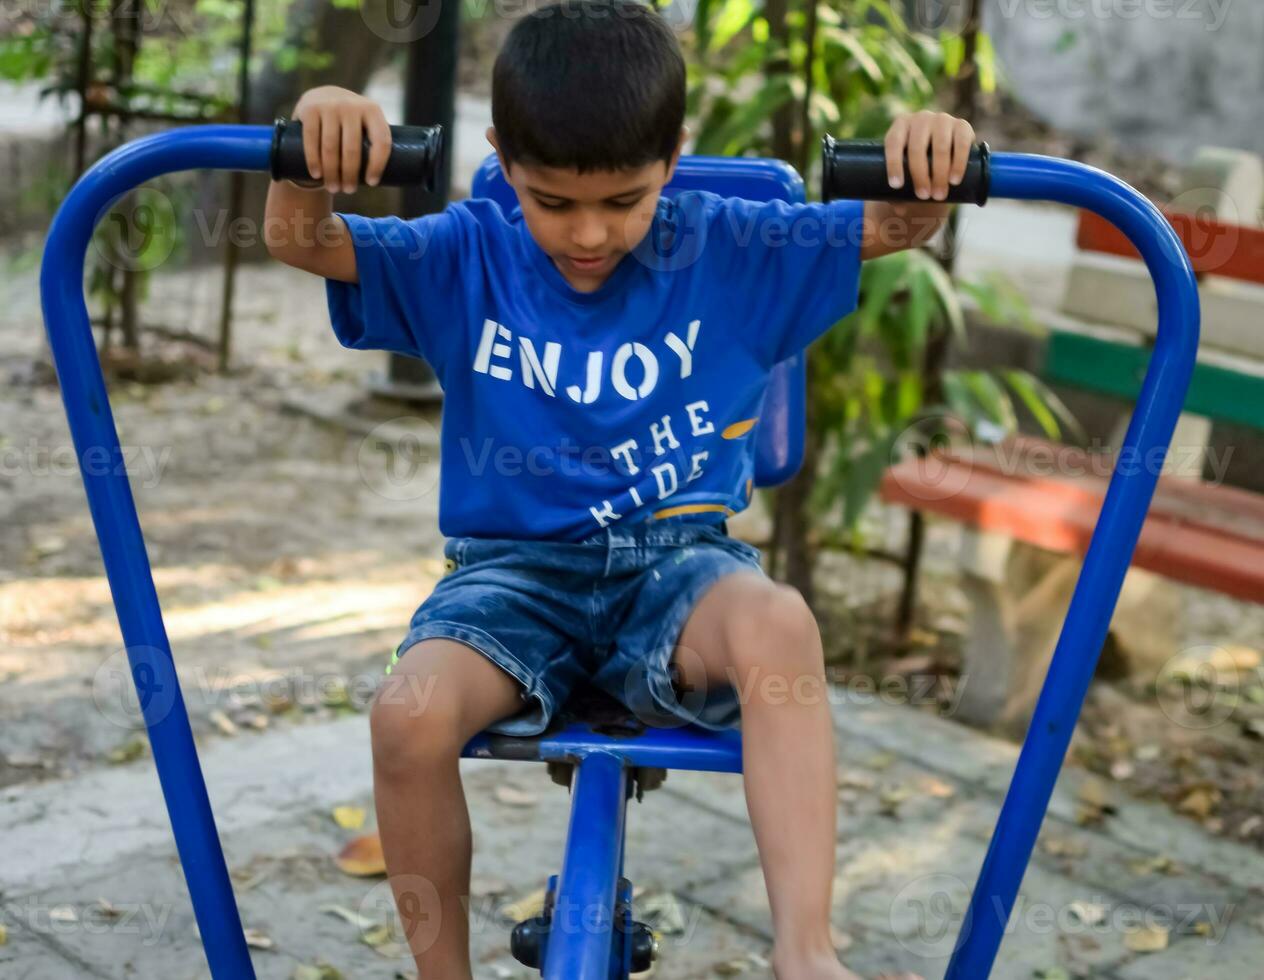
[469,152,808,488]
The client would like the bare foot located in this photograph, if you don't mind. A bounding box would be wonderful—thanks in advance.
[772,949,925,980]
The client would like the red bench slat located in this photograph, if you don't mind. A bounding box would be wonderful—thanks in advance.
[1077,208,1264,285]
[880,437,1264,604]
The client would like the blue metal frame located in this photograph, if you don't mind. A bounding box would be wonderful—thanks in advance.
[37,126,1198,979]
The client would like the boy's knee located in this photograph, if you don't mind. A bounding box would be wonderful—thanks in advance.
[369,672,467,773]
[727,584,818,656]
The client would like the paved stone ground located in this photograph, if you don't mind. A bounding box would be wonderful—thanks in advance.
[4,689,1262,980]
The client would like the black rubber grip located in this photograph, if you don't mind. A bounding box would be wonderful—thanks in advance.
[821,134,990,205]
[270,118,444,191]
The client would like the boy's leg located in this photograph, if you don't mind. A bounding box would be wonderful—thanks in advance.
[671,574,921,980]
[369,638,525,980]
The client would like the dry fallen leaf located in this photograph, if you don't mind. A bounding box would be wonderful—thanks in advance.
[106,737,146,765]
[1068,901,1107,927]
[209,710,238,736]
[1213,645,1260,672]
[470,875,511,898]
[878,785,912,817]
[331,805,366,830]
[837,770,876,791]
[319,904,377,930]
[494,784,538,808]
[1040,837,1088,859]
[502,886,547,922]
[1108,760,1135,781]
[0,923,7,946]
[1123,924,1170,953]
[916,775,957,799]
[292,964,344,980]
[1177,787,1220,819]
[640,891,687,935]
[243,928,274,950]
[1127,855,1181,876]
[1074,778,1114,826]
[334,833,386,877]
[359,923,410,958]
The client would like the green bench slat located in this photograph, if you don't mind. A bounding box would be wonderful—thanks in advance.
[1046,331,1264,432]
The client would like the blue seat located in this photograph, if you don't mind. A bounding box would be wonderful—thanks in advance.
[461,153,817,776]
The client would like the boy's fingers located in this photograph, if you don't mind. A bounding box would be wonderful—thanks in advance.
[299,108,322,181]
[907,116,932,200]
[931,114,954,200]
[884,116,910,189]
[949,121,973,186]
[320,111,342,193]
[365,110,393,187]
[340,111,362,194]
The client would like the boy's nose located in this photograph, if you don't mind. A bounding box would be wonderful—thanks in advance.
[570,215,608,251]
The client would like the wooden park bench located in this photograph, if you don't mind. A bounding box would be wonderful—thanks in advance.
[882,148,1264,730]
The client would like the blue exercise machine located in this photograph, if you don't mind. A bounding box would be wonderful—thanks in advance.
[38,122,1198,978]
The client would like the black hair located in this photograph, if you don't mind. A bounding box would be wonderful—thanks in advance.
[491,0,686,173]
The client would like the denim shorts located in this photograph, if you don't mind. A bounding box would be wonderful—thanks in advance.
[387,520,766,736]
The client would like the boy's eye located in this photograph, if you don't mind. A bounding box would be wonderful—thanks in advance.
[535,197,640,211]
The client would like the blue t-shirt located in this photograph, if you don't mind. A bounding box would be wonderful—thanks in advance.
[326,191,864,542]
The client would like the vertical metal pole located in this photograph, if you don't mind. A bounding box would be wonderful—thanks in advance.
[543,752,629,980]
[216,0,256,373]
[40,127,274,980]
[375,0,459,401]
[944,154,1200,978]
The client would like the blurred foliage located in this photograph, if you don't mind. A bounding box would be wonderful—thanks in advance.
[686,0,1075,542]
[0,0,307,107]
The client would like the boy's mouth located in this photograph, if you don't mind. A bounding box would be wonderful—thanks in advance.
[565,253,613,274]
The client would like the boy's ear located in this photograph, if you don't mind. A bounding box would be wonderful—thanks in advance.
[486,126,510,178]
[663,125,689,183]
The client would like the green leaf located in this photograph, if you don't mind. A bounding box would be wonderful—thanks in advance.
[976,34,998,94]
[823,26,884,85]
[856,253,909,336]
[921,257,966,344]
[707,75,798,156]
[956,271,1039,333]
[693,0,716,50]
[904,260,937,354]
[1001,368,1060,439]
[841,429,898,530]
[941,33,963,78]
[709,0,755,52]
[1054,28,1079,53]
[1001,369,1086,442]
[855,0,906,33]
[881,36,934,100]
[960,370,1017,432]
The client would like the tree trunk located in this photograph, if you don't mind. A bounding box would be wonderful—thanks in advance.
[895,0,983,640]
[235,0,398,259]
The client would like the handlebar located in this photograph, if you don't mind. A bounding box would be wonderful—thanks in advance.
[269,121,993,204]
[268,117,444,190]
[821,134,991,205]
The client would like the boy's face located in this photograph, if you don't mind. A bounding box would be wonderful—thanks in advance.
[487,127,686,293]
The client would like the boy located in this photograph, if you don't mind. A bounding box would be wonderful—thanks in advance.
[265,2,973,976]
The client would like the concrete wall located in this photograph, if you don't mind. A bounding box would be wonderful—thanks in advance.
[981,0,1264,165]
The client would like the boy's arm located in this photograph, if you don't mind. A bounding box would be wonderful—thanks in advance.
[264,86,394,284]
[858,110,975,262]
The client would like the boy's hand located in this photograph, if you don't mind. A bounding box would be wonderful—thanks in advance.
[883,109,976,202]
[291,85,393,195]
